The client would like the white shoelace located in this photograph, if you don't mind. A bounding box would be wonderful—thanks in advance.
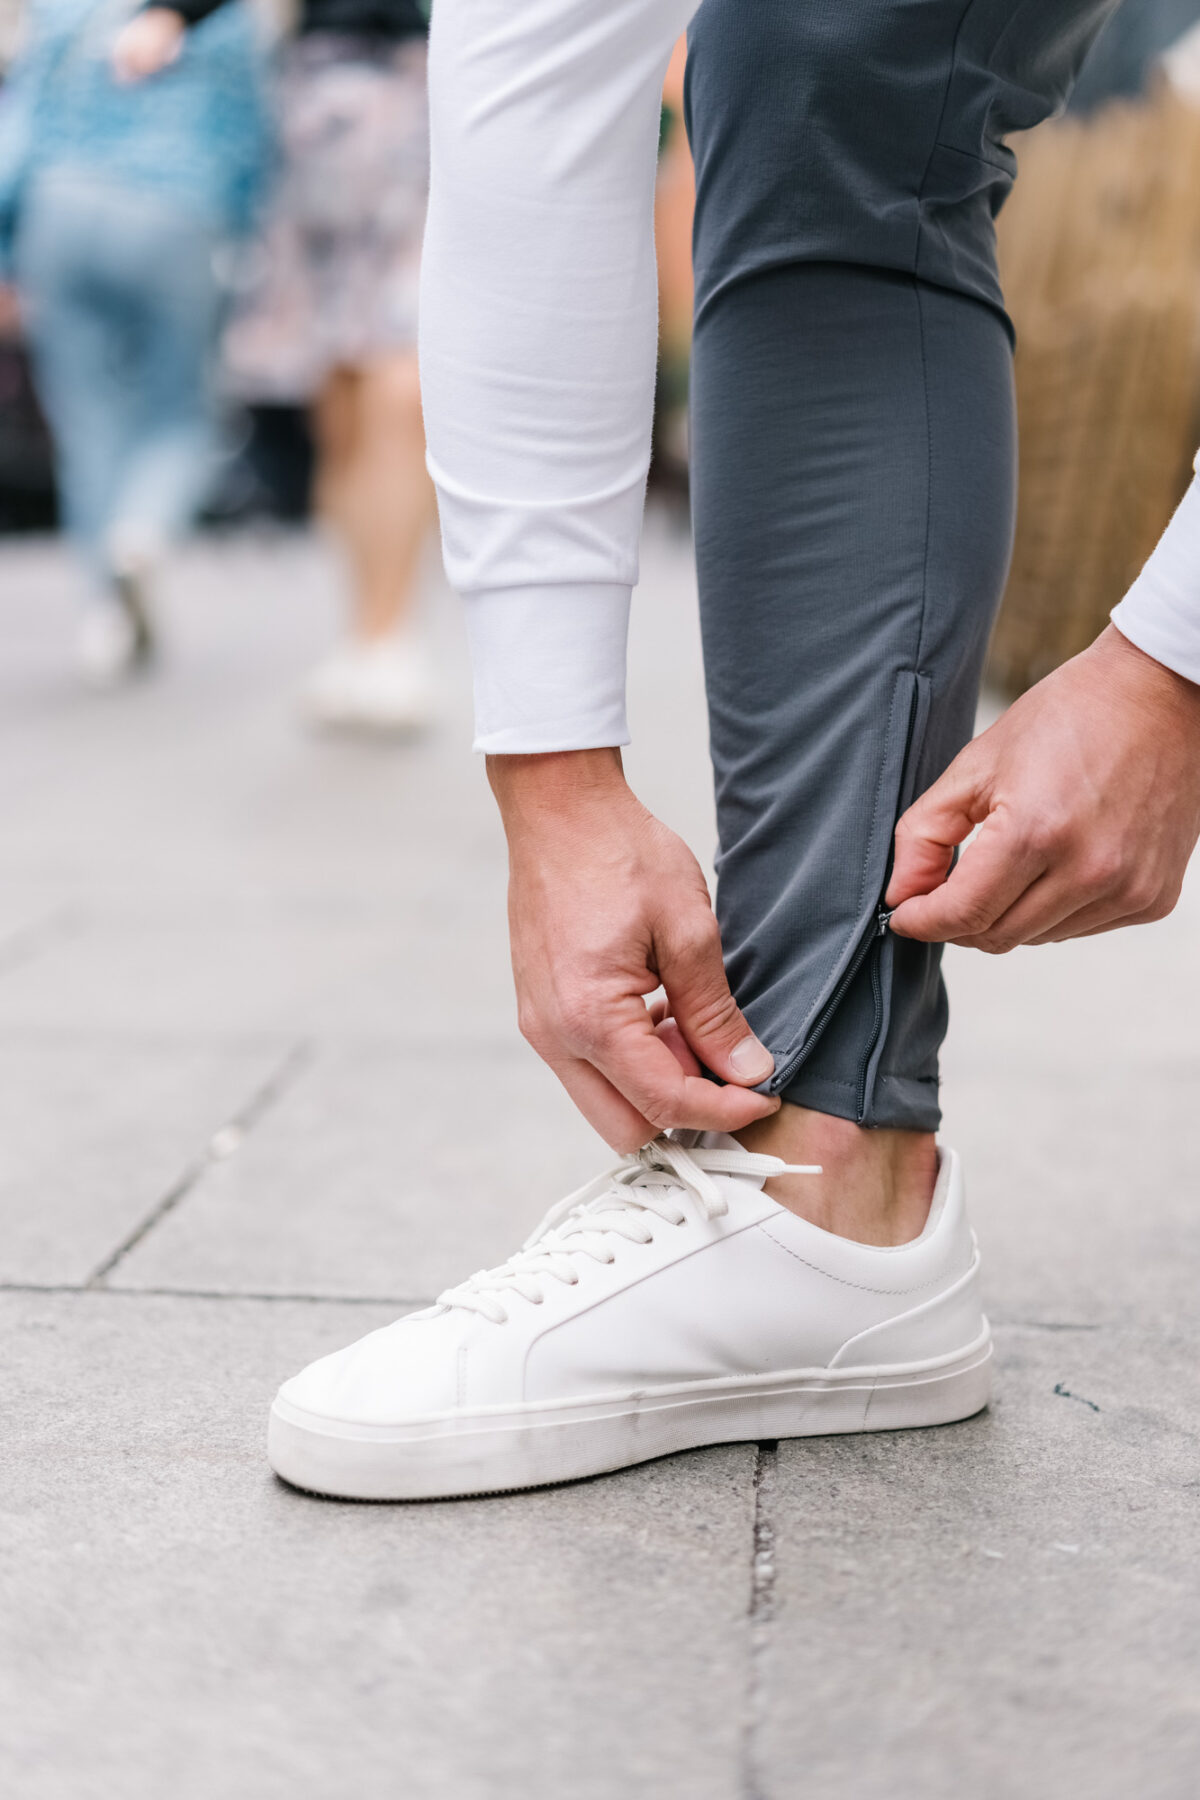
[435,1136,821,1325]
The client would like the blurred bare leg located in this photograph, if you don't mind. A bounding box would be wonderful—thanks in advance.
[304,353,439,732]
[313,351,435,643]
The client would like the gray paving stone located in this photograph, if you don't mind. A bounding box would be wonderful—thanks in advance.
[0,520,712,903]
[937,861,1200,1332]
[0,1038,291,1286]
[0,906,517,1040]
[0,896,71,973]
[940,861,1200,1072]
[0,1290,755,1800]
[753,1325,1200,1800]
[111,1041,607,1299]
[943,1058,1200,1329]
[2,521,1198,1800]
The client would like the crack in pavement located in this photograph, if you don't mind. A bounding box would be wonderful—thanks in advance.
[0,906,84,982]
[741,1440,778,1800]
[84,1040,314,1287]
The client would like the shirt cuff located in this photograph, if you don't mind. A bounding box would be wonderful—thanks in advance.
[1110,473,1200,688]
[462,583,632,754]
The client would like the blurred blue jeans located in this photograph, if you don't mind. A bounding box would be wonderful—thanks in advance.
[16,171,224,583]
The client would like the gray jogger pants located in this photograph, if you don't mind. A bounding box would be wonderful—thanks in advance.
[684,0,1121,1130]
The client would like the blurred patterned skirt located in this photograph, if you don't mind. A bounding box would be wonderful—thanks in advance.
[224,34,429,402]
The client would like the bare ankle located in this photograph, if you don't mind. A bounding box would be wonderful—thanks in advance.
[737,1104,937,1246]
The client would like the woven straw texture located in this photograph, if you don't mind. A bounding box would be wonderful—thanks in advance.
[990,82,1200,692]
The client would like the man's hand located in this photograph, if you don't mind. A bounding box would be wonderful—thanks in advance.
[111,8,186,83]
[887,625,1200,951]
[490,748,779,1152]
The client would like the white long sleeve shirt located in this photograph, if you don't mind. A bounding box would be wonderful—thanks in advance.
[1111,463,1200,686]
[419,0,1200,753]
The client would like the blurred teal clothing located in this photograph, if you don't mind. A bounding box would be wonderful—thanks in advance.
[0,0,270,277]
[18,175,227,567]
[0,0,269,579]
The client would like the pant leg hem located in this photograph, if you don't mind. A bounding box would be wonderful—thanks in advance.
[778,1069,941,1132]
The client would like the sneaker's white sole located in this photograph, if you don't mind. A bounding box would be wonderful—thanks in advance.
[267,1324,993,1501]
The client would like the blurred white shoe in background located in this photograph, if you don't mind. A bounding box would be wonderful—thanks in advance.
[76,571,155,688]
[301,634,438,737]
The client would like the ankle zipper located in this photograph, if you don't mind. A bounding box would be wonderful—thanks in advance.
[856,909,892,1123]
[780,903,894,1093]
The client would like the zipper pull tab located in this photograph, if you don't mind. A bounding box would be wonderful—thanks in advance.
[876,906,893,936]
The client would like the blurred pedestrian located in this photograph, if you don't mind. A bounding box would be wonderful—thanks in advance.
[0,0,269,684]
[118,0,437,735]
[651,36,693,499]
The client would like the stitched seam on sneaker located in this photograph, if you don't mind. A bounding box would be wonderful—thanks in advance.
[758,1222,952,1296]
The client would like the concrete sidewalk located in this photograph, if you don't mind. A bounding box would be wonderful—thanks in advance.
[1,516,1197,1800]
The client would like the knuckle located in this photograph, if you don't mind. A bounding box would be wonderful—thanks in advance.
[1021,813,1069,860]
[639,1092,678,1132]
[554,991,602,1054]
[672,913,722,966]
[1137,878,1173,921]
[680,986,741,1041]
[516,1002,546,1048]
[1080,848,1125,894]
[1151,879,1182,920]
[952,899,997,938]
[1121,875,1161,917]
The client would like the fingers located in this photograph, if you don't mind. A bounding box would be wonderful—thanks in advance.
[592,1017,779,1142]
[652,1014,704,1077]
[1026,887,1178,944]
[551,1030,778,1154]
[528,994,778,1154]
[547,1053,659,1155]
[654,910,775,1087]
[885,750,989,909]
[909,839,1181,952]
[887,806,1049,944]
[942,870,1080,953]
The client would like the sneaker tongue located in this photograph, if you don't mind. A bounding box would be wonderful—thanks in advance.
[693,1130,742,1152]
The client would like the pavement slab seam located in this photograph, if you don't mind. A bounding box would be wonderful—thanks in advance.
[0,1282,433,1306]
[0,905,84,981]
[85,1041,313,1287]
[740,1440,780,1800]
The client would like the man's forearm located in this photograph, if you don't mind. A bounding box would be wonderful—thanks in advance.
[488,749,628,830]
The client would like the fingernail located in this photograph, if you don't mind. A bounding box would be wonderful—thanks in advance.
[729,1035,774,1081]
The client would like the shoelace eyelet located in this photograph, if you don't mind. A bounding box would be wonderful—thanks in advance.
[436,1141,819,1322]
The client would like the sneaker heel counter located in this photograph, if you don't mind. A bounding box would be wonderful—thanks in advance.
[828,1251,987,1370]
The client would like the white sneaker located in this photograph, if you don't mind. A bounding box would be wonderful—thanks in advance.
[76,570,155,688]
[301,635,438,736]
[268,1135,992,1500]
